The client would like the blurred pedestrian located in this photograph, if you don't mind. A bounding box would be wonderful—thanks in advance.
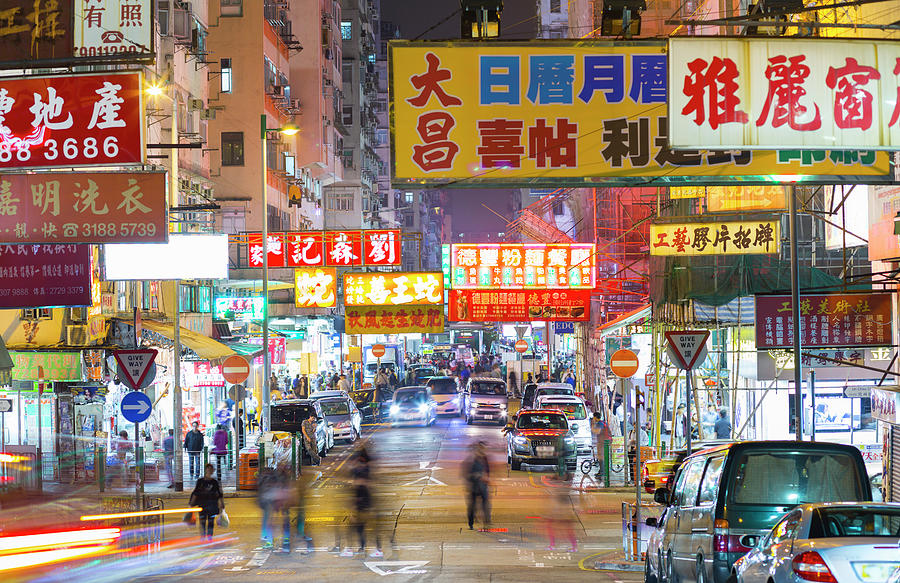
[184,421,204,480]
[508,370,518,397]
[301,411,320,465]
[212,424,228,482]
[674,404,687,447]
[590,412,612,479]
[190,463,224,540]
[292,374,301,397]
[374,368,389,392]
[299,375,310,398]
[544,478,577,552]
[116,430,132,487]
[257,466,277,548]
[341,446,382,558]
[337,374,351,392]
[246,395,258,432]
[702,403,717,439]
[163,428,175,488]
[715,409,732,438]
[461,441,491,530]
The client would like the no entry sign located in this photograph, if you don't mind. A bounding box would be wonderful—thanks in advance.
[610,349,639,378]
[514,339,529,353]
[371,344,386,358]
[221,355,250,385]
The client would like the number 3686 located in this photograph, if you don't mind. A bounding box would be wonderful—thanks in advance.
[0,136,120,162]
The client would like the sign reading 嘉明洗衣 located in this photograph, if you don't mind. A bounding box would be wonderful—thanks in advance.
[388,40,889,187]
[755,292,893,349]
[649,220,780,256]
[668,37,900,150]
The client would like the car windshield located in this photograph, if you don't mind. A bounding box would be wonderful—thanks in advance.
[730,451,864,505]
[395,391,425,404]
[538,388,573,396]
[429,379,457,394]
[271,404,313,431]
[471,382,505,395]
[540,402,586,420]
[517,413,568,430]
[319,400,351,416]
[810,507,900,538]
[415,368,437,379]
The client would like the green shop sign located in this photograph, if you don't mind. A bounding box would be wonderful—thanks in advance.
[11,351,83,381]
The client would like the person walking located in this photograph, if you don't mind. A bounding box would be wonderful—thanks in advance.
[341,447,382,558]
[508,370,518,397]
[163,428,175,488]
[673,404,688,447]
[184,421,204,481]
[257,466,278,549]
[292,374,301,398]
[701,403,718,439]
[190,463,224,540]
[715,409,732,439]
[337,374,351,392]
[212,424,228,482]
[301,410,320,465]
[116,430,132,487]
[590,412,612,479]
[299,375,310,398]
[461,441,491,530]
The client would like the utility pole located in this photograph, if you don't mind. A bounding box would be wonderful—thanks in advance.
[789,185,803,441]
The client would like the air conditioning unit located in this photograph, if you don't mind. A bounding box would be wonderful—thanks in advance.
[67,325,88,347]
[188,98,204,111]
[200,108,216,120]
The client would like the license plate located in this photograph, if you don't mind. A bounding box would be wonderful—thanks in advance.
[536,446,555,457]
[483,414,494,419]
[852,562,900,582]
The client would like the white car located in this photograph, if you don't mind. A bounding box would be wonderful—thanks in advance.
[426,376,461,415]
[533,394,592,454]
[734,502,900,583]
[390,386,437,427]
[317,396,362,442]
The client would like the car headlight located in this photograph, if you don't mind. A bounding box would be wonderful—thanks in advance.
[389,405,399,415]
[418,403,428,413]
[570,423,579,431]
[513,436,528,446]
[499,404,507,410]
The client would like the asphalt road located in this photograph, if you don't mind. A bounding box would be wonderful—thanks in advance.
[126,416,643,582]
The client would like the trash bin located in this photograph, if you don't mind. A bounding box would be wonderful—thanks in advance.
[238,447,259,490]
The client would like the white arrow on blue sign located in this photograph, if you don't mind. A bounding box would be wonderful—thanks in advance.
[121,391,152,423]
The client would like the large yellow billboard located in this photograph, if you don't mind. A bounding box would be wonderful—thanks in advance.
[389,41,889,187]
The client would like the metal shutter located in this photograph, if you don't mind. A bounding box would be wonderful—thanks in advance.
[891,426,900,503]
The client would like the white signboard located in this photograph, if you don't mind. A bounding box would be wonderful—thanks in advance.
[105,234,229,280]
[668,37,900,150]
[74,0,154,59]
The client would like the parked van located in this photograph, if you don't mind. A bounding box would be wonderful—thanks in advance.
[646,440,872,583]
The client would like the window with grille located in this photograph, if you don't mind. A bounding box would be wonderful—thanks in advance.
[222,132,244,166]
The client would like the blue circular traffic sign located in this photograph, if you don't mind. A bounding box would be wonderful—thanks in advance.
[121,391,152,424]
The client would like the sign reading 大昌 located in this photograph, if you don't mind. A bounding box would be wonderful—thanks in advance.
[668,37,900,150]
[0,244,92,308]
[0,72,145,169]
[0,172,166,243]
[388,40,889,186]
[755,292,892,349]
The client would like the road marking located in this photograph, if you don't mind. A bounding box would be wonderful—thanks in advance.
[402,475,446,487]
[418,461,443,470]
[364,560,429,576]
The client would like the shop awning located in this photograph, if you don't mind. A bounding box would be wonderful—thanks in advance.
[222,341,263,358]
[0,335,13,386]
[595,304,651,337]
[140,320,236,361]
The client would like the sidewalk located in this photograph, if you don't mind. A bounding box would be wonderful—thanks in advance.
[592,551,644,572]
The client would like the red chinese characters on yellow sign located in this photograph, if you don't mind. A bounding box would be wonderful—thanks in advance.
[0,172,166,243]
[346,305,444,334]
[294,268,337,308]
[343,272,443,306]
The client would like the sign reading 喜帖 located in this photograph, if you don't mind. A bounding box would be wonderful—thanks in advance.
[389,40,889,187]
[0,244,92,308]
[450,243,594,289]
[668,37,900,150]
[448,289,590,322]
[346,306,444,334]
[755,292,892,349]
[344,272,443,307]
[0,172,166,244]
[0,72,145,169]
[11,351,82,381]
[649,220,780,256]
[248,230,402,268]
[294,268,337,308]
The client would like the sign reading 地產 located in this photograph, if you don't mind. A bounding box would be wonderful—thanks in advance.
[447,289,590,322]
[0,0,73,66]
[294,268,337,308]
[755,292,892,349]
[346,305,444,334]
[0,72,145,169]
[74,0,154,61]
[11,351,83,381]
[214,297,264,321]
[389,40,889,187]
[450,243,594,289]
[0,172,166,243]
[668,37,900,150]
[248,230,402,268]
[669,185,787,212]
[0,244,91,308]
[649,220,780,256]
[343,272,443,307]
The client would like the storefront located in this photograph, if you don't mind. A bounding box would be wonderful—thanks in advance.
[872,386,899,503]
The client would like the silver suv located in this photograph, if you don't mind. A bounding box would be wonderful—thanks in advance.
[463,377,508,425]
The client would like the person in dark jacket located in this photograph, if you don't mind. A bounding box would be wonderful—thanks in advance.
[714,409,732,439]
[461,441,491,530]
[184,421,204,480]
[212,424,228,482]
[190,463,224,540]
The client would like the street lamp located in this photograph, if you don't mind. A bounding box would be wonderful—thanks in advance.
[260,114,299,431]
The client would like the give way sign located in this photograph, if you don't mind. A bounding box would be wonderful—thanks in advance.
[114,349,158,389]
[664,330,710,371]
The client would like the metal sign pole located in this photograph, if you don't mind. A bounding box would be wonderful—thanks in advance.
[789,185,804,441]
[173,280,183,491]
[686,373,693,457]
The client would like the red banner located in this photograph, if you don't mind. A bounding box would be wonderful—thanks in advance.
[286,232,325,267]
[325,231,363,266]
[248,230,401,267]
[0,244,91,308]
[0,1,74,65]
[0,72,144,169]
[362,230,401,266]
[448,289,591,322]
[248,233,285,267]
[0,172,166,244]
[346,305,444,334]
[755,292,892,349]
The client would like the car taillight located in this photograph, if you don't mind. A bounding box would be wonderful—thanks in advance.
[792,551,837,582]
[711,519,752,554]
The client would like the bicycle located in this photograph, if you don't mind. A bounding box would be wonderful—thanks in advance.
[579,446,622,475]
